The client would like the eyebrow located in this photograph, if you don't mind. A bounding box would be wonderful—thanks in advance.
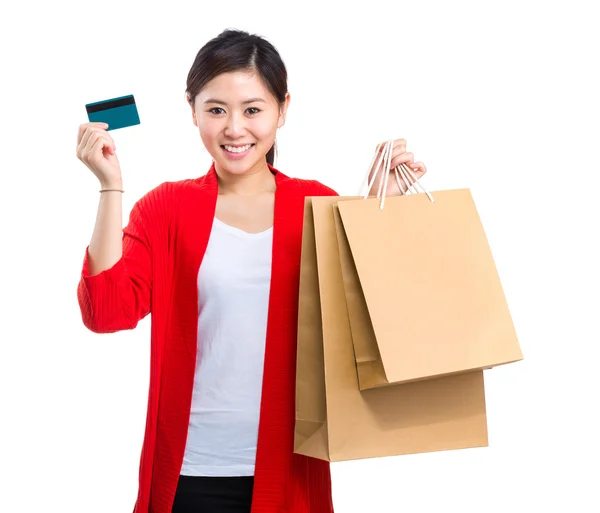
[203,97,267,105]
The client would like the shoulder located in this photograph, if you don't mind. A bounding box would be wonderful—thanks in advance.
[126,179,196,238]
[281,176,339,197]
[131,179,194,226]
[136,178,193,207]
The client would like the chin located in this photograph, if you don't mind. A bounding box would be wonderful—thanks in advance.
[218,163,255,175]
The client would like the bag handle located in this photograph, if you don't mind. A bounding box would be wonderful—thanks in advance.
[359,140,435,209]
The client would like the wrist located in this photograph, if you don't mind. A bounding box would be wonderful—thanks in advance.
[100,179,123,190]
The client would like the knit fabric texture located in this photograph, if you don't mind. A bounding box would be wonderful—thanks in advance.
[77,162,338,513]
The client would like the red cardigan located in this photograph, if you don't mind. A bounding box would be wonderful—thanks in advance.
[77,163,338,513]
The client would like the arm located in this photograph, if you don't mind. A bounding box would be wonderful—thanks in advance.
[77,192,154,334]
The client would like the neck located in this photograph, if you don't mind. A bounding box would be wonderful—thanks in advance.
[214,160,276,196]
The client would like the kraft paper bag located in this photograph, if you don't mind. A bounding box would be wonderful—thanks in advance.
[333,205,388,391]
[294,195,489,462]
[335,140,523,390]
[295,197,329,459]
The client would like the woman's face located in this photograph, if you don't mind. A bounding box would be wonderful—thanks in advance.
[189,70,290,176]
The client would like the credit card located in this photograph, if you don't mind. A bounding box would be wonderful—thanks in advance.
[85,94,140,130]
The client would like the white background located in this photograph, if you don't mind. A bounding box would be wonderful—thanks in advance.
[1,0,599,511]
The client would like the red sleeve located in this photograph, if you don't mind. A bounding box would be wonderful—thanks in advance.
[77,195,154,334]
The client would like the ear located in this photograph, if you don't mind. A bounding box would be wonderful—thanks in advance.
[186,94,198,127]
[277,92,291,129]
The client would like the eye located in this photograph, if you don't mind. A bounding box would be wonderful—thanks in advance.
[208,107,225,115]
[247,107,262,115]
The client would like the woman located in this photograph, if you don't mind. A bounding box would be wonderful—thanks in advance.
[76,29,427,513]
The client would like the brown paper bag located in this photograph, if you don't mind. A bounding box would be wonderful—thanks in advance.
[333,205,388,391]
[294,196,489,462]
[335,141,523,390]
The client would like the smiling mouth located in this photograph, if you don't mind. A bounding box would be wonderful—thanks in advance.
[221,143,255,153]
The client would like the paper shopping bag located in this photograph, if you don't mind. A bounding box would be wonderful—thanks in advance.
[294,196,489,462]
[332,204,388,391]
[333,141,523,390]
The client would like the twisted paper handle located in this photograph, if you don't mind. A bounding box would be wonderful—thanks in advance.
[359,140,434,209]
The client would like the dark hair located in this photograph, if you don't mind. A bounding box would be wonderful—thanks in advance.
[185,29,288,166]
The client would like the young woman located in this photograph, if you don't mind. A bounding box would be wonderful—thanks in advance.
[76,29,427,513]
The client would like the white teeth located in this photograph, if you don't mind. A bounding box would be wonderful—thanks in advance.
[224,144,252,153]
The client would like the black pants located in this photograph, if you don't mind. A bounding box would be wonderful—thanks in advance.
[171,475,254,513]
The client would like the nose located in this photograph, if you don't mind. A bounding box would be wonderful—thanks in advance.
[223,112,247,139]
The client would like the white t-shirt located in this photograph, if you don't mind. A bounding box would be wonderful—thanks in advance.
[180,216,273,477]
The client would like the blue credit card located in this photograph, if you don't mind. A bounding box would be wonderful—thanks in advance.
[85,94,140,130]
